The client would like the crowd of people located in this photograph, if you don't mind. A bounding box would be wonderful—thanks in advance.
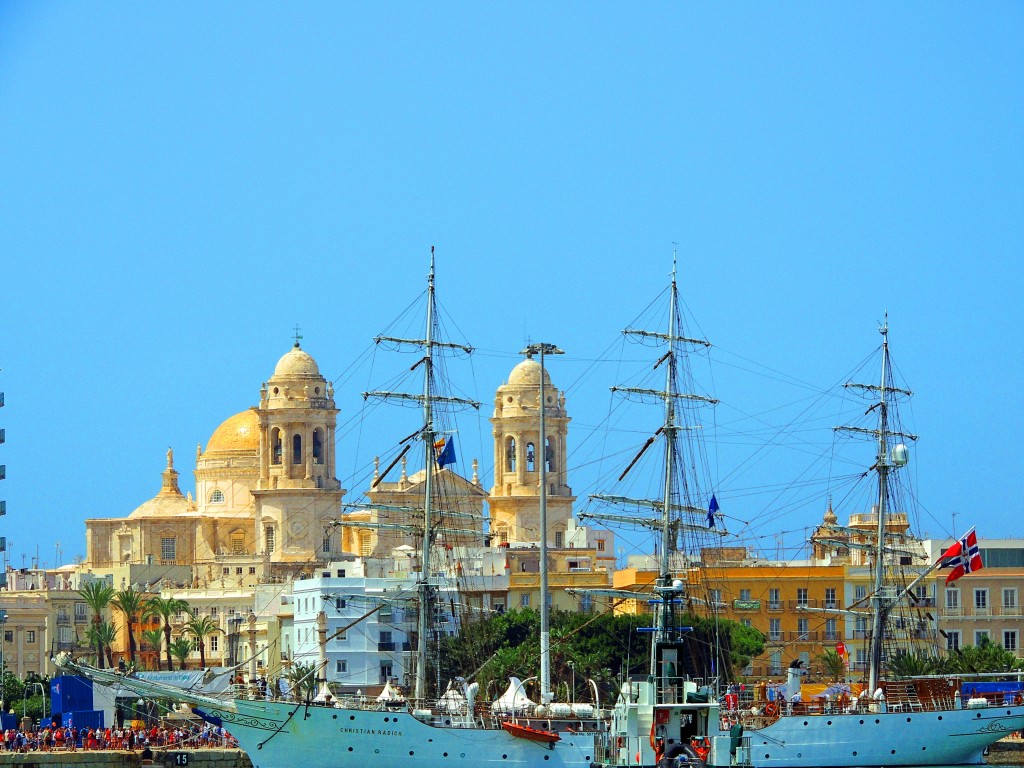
[0,723,237,753]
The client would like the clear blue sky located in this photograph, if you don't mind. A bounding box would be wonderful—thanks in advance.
[0,3,1021,569]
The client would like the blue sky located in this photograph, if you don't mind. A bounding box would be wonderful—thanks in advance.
[0,3,1021,569]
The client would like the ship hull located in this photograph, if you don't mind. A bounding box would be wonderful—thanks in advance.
[198,698,597,768]
[746,704,1024,767]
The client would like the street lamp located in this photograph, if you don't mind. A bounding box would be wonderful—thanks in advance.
[518,342,563,707]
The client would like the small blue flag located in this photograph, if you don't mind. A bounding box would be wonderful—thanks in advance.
[436,437,456,469]
[707,494,720,528]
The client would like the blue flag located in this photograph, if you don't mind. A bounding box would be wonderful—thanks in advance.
[436,436,456,469]
[707,494,720,528]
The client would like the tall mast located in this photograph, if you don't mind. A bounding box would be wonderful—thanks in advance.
[416,251,438,703]
[834,316,916,694]
[346,247,480,704]
[578,252,720,678]
[868,320,891,694]
[654,256,679,670]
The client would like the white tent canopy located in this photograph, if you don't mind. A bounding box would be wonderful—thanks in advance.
[491,677,535,715]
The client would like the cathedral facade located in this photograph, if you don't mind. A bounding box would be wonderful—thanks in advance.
[84,343,346,582]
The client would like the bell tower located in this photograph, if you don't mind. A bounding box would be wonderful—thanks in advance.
[253,340,345,569]
[489,354,574,546]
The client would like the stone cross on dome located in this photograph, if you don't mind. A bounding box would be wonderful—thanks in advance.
[292,324,303,348]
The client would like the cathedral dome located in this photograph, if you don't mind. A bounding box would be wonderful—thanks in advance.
[273,344,320,377]
[507,358,553,388]
[206,409,260,453]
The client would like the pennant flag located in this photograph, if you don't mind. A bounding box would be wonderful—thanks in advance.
[707,495,720,528]
[835,642,847,658]
[938,527,983,585]
[436,436,456,469]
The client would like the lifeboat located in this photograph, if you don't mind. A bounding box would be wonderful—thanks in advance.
[501,721,561,747]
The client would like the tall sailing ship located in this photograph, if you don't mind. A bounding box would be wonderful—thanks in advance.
[56,257,1024,768]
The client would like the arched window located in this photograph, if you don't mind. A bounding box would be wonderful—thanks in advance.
[293,433,302,464]
[526,442,536,472]
[270,428,282,465]
[505,437,516,472]
[313,429,324,464]
[209,489,225,504]
[545,437,555,472]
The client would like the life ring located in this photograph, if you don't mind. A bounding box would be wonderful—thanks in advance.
[764,702,780,718]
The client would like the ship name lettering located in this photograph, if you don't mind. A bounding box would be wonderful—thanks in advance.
[339,727,403,737]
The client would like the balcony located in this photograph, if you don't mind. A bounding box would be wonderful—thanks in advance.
[999,605,1022,617]
[378,642,396,652]
[974,606,992,617]
[943,605,963,617]
[788,599,819,610]
[853,629,868,639]
[766,602,783,613]
[786,631,819,642]
[768,633,783,643]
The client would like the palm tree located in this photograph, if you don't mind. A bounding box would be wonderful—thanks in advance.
[169,637,193,671]
[815,649,847,682]
[143,596,189,672]
[185,615,221,669]
[78,581,115,669]
[85,621,117,668]
[284,662,317,701]
[141,629,165,670]
[111,586,148,665]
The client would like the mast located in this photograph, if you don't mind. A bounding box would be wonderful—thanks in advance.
[834,316,917,695]
[348,247,480,705]
[578,252,720,679]
[416,252,438,703]
[521,342,564,705]
[867,321,890,694]
[654,257,679,670]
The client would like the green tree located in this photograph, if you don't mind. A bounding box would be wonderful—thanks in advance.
[816,649,847,681]
[78,581,115,669]
[887,651,940,678]
[143,596,189,672]
[185,615,221,669]
[169,637,193,671]
[112,587,148,665]
[141,629,165,670]
[943,637,1022,675]
[86,621,117,668]
[284,662,317,701]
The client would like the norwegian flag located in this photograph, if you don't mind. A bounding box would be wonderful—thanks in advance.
[938,528,983,585]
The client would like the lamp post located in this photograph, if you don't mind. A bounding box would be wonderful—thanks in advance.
[519,342,563,707]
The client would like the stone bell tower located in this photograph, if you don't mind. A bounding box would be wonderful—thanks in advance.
[253,341,345,569]
[488,354,574,546]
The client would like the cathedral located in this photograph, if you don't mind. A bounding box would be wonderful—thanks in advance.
[84,343,346,582]
[82,345,592,584]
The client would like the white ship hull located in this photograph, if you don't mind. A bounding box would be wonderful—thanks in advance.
[743,704,1024,767]
[195,698,598,768]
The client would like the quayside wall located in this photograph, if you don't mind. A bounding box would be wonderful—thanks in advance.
[0,748,252,768]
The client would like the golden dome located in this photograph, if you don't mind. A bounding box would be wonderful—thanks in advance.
[273,344,320,377]
[507,357,553,388]
[206,409,260,453]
